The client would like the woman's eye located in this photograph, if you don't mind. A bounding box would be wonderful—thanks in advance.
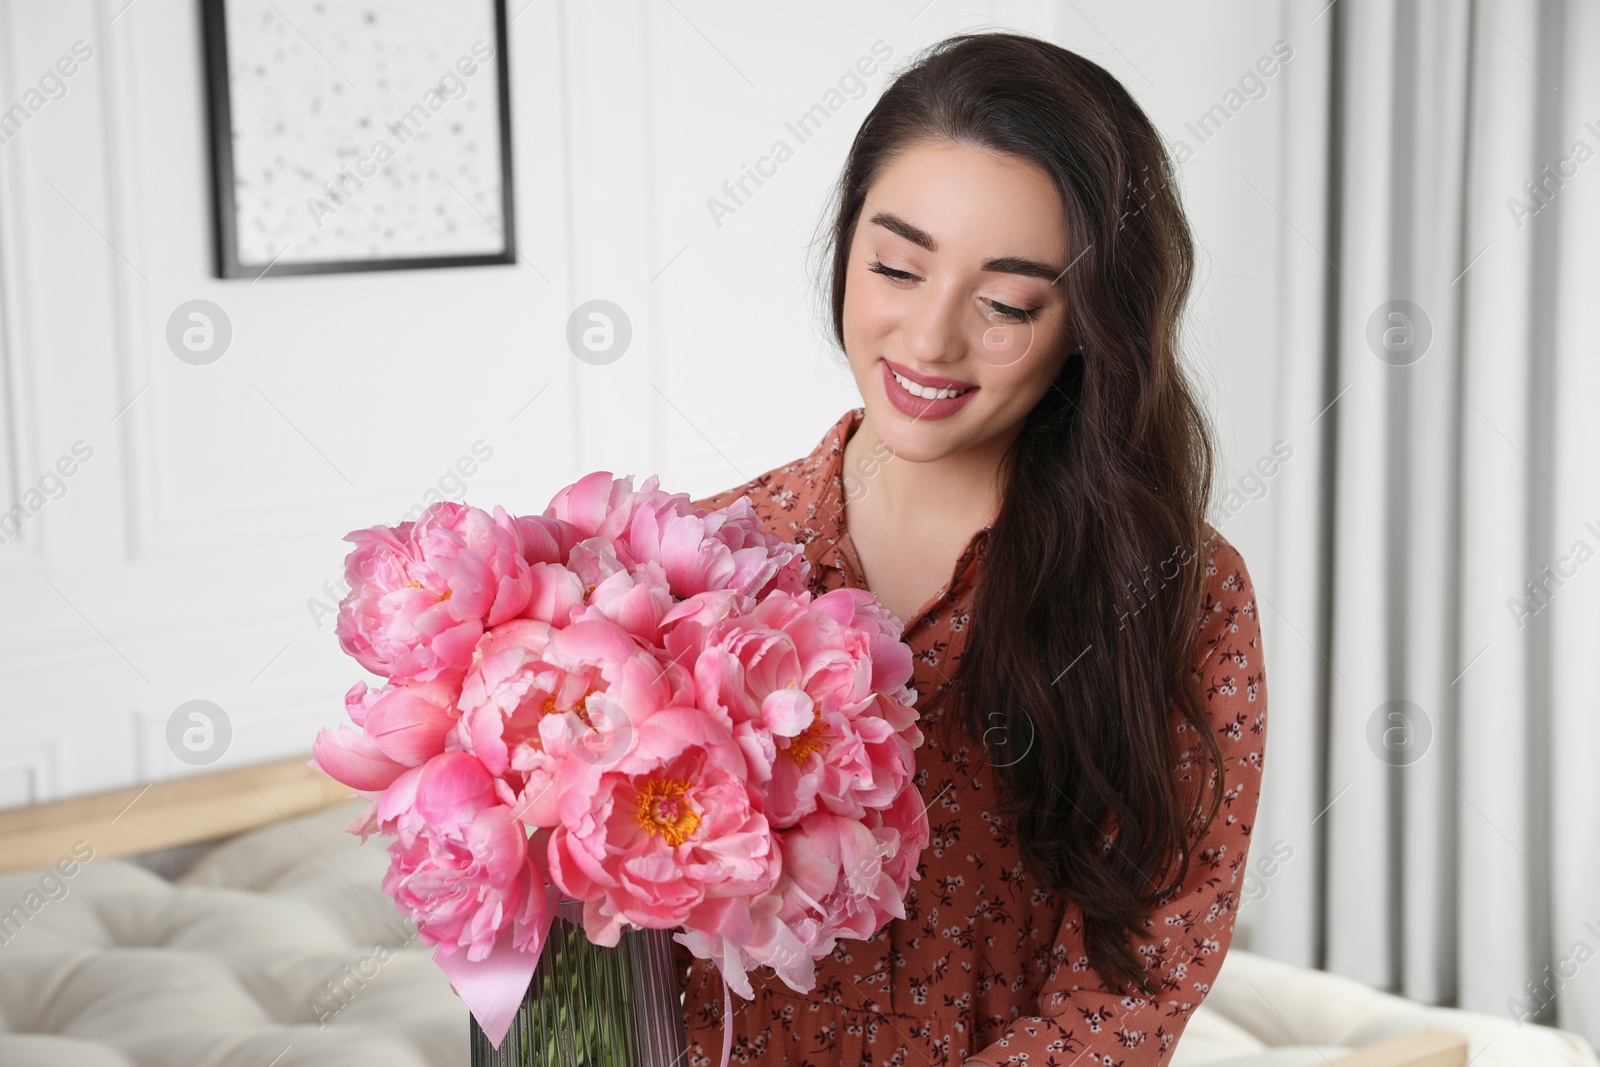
[867,260,1040,323]
[868,260,916,283]
[983,298,1038,324]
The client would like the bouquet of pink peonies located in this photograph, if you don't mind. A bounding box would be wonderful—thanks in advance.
[311,472,930,1063]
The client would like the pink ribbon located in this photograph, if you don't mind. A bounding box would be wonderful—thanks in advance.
[439,883,731,1067]
[438,883,736,1062]
[436,882,563,1049]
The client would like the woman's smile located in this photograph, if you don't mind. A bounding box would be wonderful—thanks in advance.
[879,357,981,420]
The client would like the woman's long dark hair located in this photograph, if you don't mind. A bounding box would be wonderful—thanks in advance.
[820,32,1223,998]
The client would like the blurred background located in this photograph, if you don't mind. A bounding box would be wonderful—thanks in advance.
[1,0,1596,1056]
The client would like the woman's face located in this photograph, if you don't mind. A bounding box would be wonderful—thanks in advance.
[842,139,1073,463]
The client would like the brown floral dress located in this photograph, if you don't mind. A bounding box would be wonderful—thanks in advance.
[677,407,1268,1066]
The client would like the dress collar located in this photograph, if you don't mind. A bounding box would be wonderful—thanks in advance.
[794,407,992,632]
[796,406,865,582]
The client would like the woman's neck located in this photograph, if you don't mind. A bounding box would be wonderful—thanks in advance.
[841,410,1012,533]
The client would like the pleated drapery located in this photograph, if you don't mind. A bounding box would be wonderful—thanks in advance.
[1244,0,1599,1045]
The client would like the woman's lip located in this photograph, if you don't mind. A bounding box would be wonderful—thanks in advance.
[880,360,981,421]
[881,358,977,392]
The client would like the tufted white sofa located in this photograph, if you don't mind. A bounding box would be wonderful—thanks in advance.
[0,799,466,1067]
[1175,952,1600,1066]
[0,799,1594,1067]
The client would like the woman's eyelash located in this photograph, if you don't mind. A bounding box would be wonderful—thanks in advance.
[869,259,1040,323]
[985,299,1039,324]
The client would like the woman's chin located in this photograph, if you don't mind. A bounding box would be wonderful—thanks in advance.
[860,405,968,464]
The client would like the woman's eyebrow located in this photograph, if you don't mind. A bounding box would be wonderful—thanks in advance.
[868,212,1064,282]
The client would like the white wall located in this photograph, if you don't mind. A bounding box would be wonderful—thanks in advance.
[0,0,1289,859]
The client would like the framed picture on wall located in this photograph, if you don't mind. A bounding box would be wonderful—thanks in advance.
[200,0,515,278]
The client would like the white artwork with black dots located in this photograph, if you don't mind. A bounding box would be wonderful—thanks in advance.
[220,0,507,266]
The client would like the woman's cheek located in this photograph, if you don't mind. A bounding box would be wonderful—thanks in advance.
[851,277,900,338]
[990,325,1068,404]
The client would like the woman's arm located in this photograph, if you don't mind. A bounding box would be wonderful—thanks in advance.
[963,532,1269,1066]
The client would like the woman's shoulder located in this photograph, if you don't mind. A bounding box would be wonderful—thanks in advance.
[1182,521,1267,759]
[688,475,768,517]
[1151,522,1268,933]
[687,443,841,522]
[686,465,821,549]
[1193,521,1260,666]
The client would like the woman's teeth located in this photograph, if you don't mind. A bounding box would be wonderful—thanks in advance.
[891,369,972,401]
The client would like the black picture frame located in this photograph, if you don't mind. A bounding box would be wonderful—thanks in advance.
[199,0,516,278]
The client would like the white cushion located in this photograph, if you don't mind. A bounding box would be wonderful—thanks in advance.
[1174,947,1600,1067]
[0,800,467,1067]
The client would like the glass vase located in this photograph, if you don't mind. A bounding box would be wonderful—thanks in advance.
[470,899,688,1067]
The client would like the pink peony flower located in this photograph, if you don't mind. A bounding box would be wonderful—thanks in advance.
[672,889,808,1000]
[378,752,554,962]
[543,705,780,953]
[690,495,808,599]
[543,472,808,601]
[687,590,923,828]
[767,806,919,971]
[456,614,683,784]
[483,618,696,828]
[455,619,560,778]
[638,497,808,601]
[567,544,676,641]
[672,787,930,998]
[336,502,536,684]
[542,470,649,544]
[812,587,918,712]
[517,542,676,639]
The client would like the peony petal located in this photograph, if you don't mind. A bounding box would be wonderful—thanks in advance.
[415,751,496,824]
[515,515,571,566]
[470,806,529,886]
[365,687,458,766]
[549,617,640,665]
[523,563,586,626]
[545,470,619,536]
[760,687,816,737]
[312,726,408,791]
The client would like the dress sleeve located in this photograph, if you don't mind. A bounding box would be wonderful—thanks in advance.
[962,532,1269,1067]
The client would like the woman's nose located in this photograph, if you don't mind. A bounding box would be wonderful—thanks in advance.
[901,282,968,365]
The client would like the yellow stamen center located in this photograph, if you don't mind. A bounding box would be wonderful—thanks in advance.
[636,778,699,847]
[543,688,599,730]
[786,715,827,765]
[403,579,449,601]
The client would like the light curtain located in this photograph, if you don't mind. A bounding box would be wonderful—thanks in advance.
[1244,0,1599,1045]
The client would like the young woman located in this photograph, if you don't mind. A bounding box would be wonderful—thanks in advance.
[676,31,1268,1067]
